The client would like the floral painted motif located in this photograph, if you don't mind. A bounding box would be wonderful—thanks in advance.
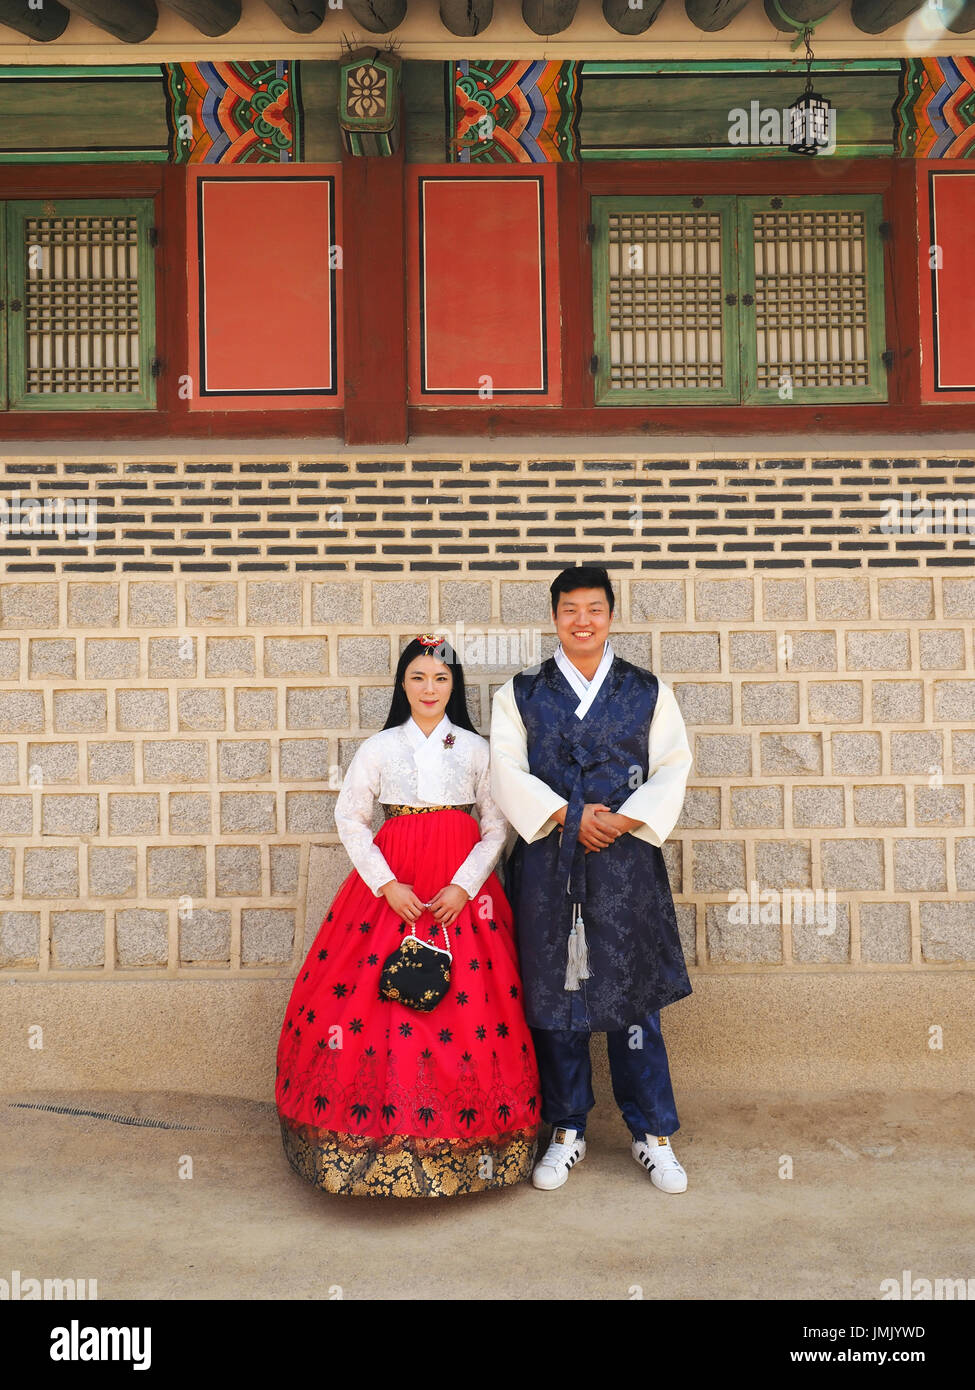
[346,64,388,120]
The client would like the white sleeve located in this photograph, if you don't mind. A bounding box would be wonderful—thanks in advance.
[616,678,692,847]
[489,678,568,843]
[333,740,396,897]
[449,746,508,900]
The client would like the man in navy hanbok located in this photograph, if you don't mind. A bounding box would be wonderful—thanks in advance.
[490,566,693,1193]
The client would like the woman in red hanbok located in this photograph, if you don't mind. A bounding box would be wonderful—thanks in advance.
[276,636,540,1196]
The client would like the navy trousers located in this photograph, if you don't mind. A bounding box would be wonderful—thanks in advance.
[531,1010,679,1140]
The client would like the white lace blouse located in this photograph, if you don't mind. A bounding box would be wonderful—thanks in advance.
[333,714,508,900]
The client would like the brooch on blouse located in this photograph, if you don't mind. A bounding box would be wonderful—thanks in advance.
[443,732,455,749]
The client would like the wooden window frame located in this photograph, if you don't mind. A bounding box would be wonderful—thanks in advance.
[2,196,157,412]
[592,190,887,409]
[592,194,740,406]
[738,194,887,406]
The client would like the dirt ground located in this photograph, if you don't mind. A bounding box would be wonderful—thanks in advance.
[2,1085,972,1302]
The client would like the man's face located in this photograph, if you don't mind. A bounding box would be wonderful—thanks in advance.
[553,587,612,661]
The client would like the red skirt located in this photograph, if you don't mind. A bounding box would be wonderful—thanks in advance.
[276,807,540,1197]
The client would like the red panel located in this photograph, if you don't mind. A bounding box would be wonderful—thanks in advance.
[408,167,561,405]
[920,168,975,400]
[187,167,342,410]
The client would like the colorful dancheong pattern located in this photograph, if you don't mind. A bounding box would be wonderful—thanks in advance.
[165,61,296,164]
[450,60,579,163]
[897,57,975,159]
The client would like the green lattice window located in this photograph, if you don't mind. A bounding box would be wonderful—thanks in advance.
[0,199,156,410]
[591,194,887,406]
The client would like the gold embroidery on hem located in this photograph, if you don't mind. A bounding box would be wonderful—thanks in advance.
[279,1117,538,1198]
[382,803,474,819]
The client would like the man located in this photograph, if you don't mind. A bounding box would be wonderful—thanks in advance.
[490,565,693,1193]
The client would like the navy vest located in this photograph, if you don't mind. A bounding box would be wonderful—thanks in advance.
[505,655,692,1031]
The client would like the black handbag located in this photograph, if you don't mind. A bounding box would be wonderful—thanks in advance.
[378,911,452,1012]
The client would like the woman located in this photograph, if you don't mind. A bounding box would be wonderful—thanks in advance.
[276,635,540,1197]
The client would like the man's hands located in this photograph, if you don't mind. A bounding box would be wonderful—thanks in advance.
[554,803,641,852]
[378,880,469,928]
[594,809,642,838]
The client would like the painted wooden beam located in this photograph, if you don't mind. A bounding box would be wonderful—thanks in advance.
[684,0,750,29]
[602,0,665,33]
[850,0,926,31]
[522,0,579,35]
[161,0,242,36]
[0,0,70,39]
[439,0,494,34]
[342,0,406,32]
[261,0,325,32]
[764,0,842,30]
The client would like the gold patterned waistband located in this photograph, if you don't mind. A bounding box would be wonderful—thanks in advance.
[383,803,473,818]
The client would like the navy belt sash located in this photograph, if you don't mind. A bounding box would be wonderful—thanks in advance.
[554,728,613,903]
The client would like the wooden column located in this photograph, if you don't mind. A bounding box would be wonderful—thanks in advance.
[341,103,408,444]
[684,0,749,28]
[162,0,241,33]
[557,163,590,411]
[764,0,841,27]
[342,0,406,30]
[850,0,925,31]
[61,0,158,42]
[602,0,664,32]
[522,0,579,34]
[0,0,70,38]
[945,0,975,30]
[261,0,325,32]
[439,0,494,34]
[883,158,921,408]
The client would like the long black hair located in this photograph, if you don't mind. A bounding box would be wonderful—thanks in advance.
[382,637,477,733]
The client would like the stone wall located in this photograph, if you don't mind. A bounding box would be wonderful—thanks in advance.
[1,449,973,1093]
[1,450,973,983]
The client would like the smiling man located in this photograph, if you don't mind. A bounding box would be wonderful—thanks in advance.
[490,565,694,1194]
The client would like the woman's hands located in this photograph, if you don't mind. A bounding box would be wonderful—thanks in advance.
[378,880,425,923]
[427,883,469,929]
[378,880,470,929]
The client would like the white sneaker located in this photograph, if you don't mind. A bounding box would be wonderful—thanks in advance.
[532,1126,586,1190]
[632,1134,687,1193]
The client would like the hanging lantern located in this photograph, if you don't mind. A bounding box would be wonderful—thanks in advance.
[789,89,833,155]
[788,25,833,156]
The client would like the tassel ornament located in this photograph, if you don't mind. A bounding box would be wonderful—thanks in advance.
[564,901,591,991]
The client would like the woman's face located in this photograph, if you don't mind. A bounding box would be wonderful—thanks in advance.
[402,653,453,722]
